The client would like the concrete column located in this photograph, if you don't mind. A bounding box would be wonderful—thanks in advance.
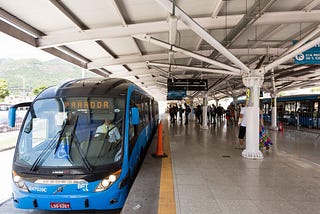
[270,95,278,130]
[202,93,209,129]
[270,68,278,130]
[241,72,264,159]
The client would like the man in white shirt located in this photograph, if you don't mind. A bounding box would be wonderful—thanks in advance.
[95,119,121,143]
[237,105,247,149]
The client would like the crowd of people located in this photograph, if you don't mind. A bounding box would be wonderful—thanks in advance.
[168,103,191,125]
[168,102,236,126]
[168,102,272,151]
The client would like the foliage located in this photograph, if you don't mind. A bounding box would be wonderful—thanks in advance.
[0,58,99,95]
[33,85,47,96]
[0,79,9,99]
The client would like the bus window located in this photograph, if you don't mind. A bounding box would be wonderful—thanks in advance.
[31,118,49,147]
[285,102,295,114]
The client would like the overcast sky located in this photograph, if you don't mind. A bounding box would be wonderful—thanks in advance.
[0,32,55,61]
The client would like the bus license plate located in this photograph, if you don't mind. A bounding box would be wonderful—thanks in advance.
[50,202,70,209]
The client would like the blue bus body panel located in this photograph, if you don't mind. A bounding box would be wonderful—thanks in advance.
[11,78,158,211]
[125,84,157,178]
[13,181,130,210]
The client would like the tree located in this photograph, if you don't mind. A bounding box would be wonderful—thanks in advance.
[0,79,9,100]
[33,85,47,96]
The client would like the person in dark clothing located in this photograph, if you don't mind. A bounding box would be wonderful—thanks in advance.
[216,104,224,122]
[210,104,216,124]
[169,105,175,123]
[195,104,202,124]
[178,104,184,122]
[184,103,191,125]
[173,104,179,122]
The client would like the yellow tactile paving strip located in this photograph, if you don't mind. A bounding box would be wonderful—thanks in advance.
[158,120,176,214]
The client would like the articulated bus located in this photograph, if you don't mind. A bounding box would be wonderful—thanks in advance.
[239,94,320,128]
[259,94,320,128]
[8,78,158,210]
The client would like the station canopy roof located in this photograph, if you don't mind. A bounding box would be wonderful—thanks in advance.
[1,0,320,101]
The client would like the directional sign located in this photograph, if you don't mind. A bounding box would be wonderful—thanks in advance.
[294,41,320,64]
[167,90,186,100]
[167,79,208,91]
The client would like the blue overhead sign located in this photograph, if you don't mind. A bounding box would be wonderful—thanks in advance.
[294,41,320,64]
[167,90,186,100]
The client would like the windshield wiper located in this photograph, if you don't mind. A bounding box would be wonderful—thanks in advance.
[68,116,93,172]
[53,115,77,156]
[30,125,66,171]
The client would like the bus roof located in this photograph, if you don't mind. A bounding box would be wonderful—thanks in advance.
[37,78,133,99]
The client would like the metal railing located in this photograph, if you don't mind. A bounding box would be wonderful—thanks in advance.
[263,112,320,129]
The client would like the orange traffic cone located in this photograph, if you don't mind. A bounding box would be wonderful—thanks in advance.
[152,121,168,158]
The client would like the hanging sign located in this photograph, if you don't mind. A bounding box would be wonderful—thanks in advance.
[167,90,186,100]
[294,40,320,64]
[167,79,208,91]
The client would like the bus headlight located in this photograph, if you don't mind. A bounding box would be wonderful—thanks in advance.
[95,170,121,192]
[12,171,29,192]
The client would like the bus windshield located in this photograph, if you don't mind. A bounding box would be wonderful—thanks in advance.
[15,96,125,172]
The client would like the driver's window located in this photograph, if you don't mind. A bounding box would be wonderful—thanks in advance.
[31,118,48,148]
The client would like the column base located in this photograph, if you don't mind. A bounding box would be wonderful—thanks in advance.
[270,126,278,131]
[201,125,209,129]
[241,149,263,159]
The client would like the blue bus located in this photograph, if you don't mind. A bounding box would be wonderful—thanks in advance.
[259,94,320,128]
[8,78,158,210]
[239,94,320,128]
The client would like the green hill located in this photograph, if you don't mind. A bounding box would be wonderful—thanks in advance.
[0,58,99,94]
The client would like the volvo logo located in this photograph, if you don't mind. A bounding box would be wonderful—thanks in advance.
[53,186,65,194]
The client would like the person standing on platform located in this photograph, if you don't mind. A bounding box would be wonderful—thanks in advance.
[216,104,224,122]
[173,104,178,122]
[207,105,211,124]
[184,103,191,125]
[195,104,202,124]
[169,105,175,123]
[210,104,216,124]
[230,104,235,125]
[178,104,184,122]
[237,104,247,149]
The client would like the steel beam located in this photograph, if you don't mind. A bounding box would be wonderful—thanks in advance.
[133,34,241,74]
[147,62,240,76]
[264,36,320,73]
[154,0,250,73]
[37,15,242,48]
[303,0,320,11]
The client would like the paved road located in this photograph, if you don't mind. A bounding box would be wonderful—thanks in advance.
[0,149,14,204]
[0,131,17,204]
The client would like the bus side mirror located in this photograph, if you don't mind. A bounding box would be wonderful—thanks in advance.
[131,107,139,125]
[8,107,17,127]
[8,102,32,127]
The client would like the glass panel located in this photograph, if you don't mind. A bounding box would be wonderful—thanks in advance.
[32,118,48,148]
[15,96,125,172]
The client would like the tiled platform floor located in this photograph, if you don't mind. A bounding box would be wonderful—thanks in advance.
[169,118,320,214]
